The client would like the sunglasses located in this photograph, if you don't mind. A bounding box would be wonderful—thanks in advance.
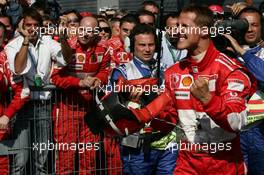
[68,18,79,23]
[99,27,111,33]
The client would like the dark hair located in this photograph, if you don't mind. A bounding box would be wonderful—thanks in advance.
[31,1,50,15]
[181,5,214,28]
[165,12,180,23]
[129,23,157,52]
[42,14,56,26]
[237,6,262,19]
[142,1,159,9]
[137,10,155,22]
[22,7,43,25]
[62,9,82,22]
[120,14,138,27]
[164,12,180,29]
[109,17,120,23]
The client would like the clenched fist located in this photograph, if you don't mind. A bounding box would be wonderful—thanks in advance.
[190,77,212,104]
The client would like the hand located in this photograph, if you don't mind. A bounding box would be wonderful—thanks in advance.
[18,19,30,38]
[79,76,101,90]
[226,2,247,16]
[190,77,212,104]
[129,86,144,103]
[59,15,68,28]
[222,33,246,55]
[0,115,9,130]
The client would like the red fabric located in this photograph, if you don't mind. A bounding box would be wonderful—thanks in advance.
[164,42,255,174]
[52,103,99,175]
[80,11,93,17]
[0,131,9,175]
[174,138,244,175]
[165,41,256,132]
[51,38,110,174]
[0,51,30,119]
[103,138,122,175]
[209,5,224,14]
[107,36,132,68]
[131,91,172,123]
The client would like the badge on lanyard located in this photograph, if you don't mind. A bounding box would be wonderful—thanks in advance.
[34,74,43,87]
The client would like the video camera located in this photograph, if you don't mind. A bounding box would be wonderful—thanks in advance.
[212,18,249,52]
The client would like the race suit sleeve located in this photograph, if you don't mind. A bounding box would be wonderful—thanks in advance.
[203,69,256,132]
[242,50,264,84]
[3,61,30,119]
[51,49,110,89]
[94,49,110,84]
[50,64,82,89]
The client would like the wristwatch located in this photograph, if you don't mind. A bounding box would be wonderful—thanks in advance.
[22,42,29,46]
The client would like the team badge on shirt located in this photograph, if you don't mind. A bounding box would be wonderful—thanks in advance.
[170,74,180,89]
[76,53,86,63]
[179,75,194,89]
[90,53,98,64]
[97,53,104,63]
[198,74,218,92]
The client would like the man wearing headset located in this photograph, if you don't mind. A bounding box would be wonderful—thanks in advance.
[111,23,177,175]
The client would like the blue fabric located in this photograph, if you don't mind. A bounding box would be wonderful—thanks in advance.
[132,58,151,77]
[242,46,264,85]
[240,122,264,175]
[111,57,152,83]
[120,145,178,175]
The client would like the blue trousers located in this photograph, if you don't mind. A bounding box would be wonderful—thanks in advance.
[120,145,178,175]
[240,121,264,175]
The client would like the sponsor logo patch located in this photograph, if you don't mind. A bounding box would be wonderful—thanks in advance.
[179,75,193,89]
[198,74,218,92]
[170,74,180,89]
[76,53,86,63]
[69,64,84,70]
[175,91,190,100]
[227,79,244,92]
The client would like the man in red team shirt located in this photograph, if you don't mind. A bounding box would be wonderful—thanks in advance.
[161,5,256,175]
[0,22,29,175]
[108,14,138,68]
[51,16,110,174]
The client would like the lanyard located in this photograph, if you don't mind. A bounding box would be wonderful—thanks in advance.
[28,46,40,72]
[165,39,178,63]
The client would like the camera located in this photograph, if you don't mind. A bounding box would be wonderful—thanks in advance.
[212,18,249,53]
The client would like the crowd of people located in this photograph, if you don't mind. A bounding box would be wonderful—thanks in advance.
[0,0,263,175]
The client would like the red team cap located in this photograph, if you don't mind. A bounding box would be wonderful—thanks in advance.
[80,11,93,17]
[209,5,224,15]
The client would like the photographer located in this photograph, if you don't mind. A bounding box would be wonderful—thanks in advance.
[223,7,264,175]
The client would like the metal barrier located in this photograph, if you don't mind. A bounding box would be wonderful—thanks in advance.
[0,85,122,175]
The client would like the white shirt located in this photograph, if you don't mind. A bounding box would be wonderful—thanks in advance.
[154,31,187,68]
[5,35,66,99]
